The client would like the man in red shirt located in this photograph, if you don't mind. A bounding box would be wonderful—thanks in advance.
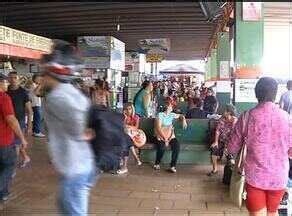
[0,73,27,202]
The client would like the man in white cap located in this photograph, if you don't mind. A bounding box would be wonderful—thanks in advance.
[41,40,97,215]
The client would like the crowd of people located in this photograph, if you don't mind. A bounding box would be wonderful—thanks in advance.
[0,40,291,216]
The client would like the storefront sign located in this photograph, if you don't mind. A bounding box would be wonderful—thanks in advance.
[0,25,52,53]
[110,37,125,71]
[235,79,258,103]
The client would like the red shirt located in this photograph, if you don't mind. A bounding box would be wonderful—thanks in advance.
[125,114,140,127]
[0,92,15,147]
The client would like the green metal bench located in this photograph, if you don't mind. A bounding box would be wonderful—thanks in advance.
[139,118,210,165]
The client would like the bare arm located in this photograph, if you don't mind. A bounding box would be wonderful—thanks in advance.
[143,94,151,117]
[33,84,43,97]
[174,114,187,129]
[25,101,33,134]
[155,118,167,141]
[5,115,28,148]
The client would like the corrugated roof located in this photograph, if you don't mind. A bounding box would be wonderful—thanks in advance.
[0,2,215,60]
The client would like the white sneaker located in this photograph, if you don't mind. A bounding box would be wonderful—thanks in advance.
[33,133,46,138]
[169,167,177,173]
[153,164,160,170]
[137,161,142,166]
[117,169,128,175]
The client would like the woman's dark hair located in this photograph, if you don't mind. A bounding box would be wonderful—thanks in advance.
[224,104,237,116]
[95,79,105,89]
[255,77,278,103]
[133,80,151,105]
[193,98,203,108]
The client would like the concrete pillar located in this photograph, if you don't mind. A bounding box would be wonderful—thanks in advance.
[233,2,264,114]
[216,32,232,114]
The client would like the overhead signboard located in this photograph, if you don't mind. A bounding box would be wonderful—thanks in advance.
[0,25,52,53]
[146,53,164,63]
[139,38,170,54]
[77,36,125,71]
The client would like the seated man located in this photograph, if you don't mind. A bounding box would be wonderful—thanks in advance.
[186,98,207,119]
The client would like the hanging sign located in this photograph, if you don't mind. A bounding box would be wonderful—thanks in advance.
[146,53,164,63]
[139,38,170,54]
[0,25,52,52]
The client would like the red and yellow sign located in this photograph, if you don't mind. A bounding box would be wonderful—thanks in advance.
[146,53,164,63]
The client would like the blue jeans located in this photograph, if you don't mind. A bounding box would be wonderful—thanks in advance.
[0,145,17,199]
[58,169,99,216]
[32,106,42,134]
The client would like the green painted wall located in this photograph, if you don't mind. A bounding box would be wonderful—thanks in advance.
[210,49,218,79]
[235,102,257,115]
[235,2,264,66]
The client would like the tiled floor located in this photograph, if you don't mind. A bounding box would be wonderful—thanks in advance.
[1,138,249,216]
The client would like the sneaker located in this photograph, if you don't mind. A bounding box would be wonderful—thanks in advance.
[153,164,160,170]
[0,193,10,202]
[19,158,31,169]
[33,133,46,138]
[137,161,142,166]
[117,168,128,175]
[169,167,177,173]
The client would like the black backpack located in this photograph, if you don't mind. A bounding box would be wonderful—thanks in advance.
[88,105,129,172]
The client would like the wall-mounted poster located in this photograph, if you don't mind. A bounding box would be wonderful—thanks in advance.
[139,38,170,54]
[219,61,230,79]
[242,2,262,21]
[235,79,258,103]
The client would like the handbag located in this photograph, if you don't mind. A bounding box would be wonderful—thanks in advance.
[125,125,147,148]
[229,111,250,208]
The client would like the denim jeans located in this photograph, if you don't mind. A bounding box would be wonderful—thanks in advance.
[32,106,42,134]
[0,145,17,199]
[58,168,99,216]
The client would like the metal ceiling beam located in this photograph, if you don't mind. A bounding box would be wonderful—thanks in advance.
[1,6,202,18]
[4,16,208,26]
[8,21,213,29]
[2,12,206,23]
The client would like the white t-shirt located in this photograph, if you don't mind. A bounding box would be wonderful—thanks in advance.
[30,83,42,107]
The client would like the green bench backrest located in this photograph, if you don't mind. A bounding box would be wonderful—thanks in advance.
[139,118,209,145]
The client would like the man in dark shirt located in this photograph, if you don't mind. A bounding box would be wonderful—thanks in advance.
[0,73,27,202]
[203,88,218,115]
[186,98,207,119]
[7,71,33,168]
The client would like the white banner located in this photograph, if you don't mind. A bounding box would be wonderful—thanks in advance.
[235,79,258,103]
[0,25,52,52]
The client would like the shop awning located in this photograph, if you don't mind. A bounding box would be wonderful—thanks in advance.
[160,64,204,75]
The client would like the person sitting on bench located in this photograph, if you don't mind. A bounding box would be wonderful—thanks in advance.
[153,97,187,173]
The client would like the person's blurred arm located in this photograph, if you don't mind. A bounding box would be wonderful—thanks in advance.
[134,115,140,129]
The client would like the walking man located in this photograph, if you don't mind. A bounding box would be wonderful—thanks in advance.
[7,71,33,168]
[41,40,97,215]
[280,80,292,114]
[0,73,27,202]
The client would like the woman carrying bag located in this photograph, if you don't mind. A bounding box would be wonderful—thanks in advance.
[227,77,292,216]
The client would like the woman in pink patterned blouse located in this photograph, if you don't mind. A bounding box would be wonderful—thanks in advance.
[228,77,292,216]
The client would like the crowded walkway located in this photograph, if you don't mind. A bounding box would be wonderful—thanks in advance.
[1,137,249,216]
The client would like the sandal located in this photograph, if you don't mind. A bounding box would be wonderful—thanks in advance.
[207,171,218,177]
